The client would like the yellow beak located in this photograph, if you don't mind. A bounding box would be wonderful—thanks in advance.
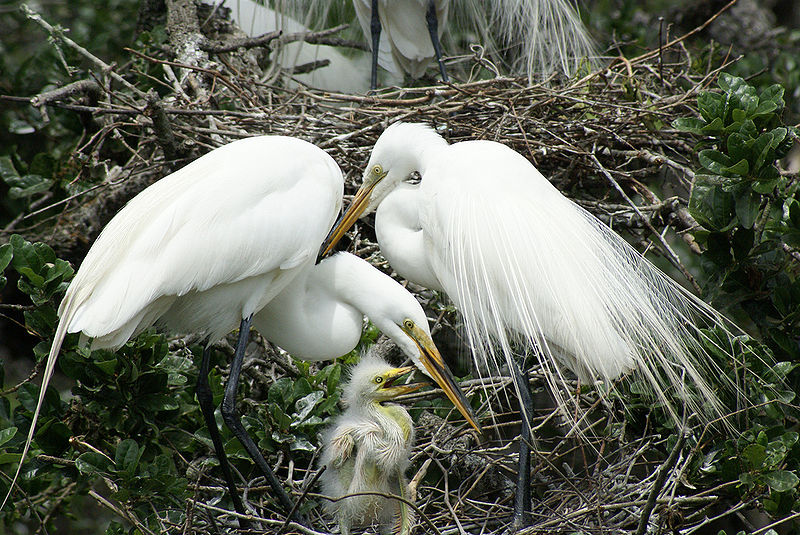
[401,324,483,434]
[320,180,376,257]
[376,365,426,400]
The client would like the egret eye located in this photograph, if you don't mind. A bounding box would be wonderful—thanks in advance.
[375,376,383,384]
[403,319,414,330]
[372,164,384,176]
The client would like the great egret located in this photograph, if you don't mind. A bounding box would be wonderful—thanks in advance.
[320,122,738,526]
[319,353,421,535]
[3,135,480,525]
[347,0,598,89]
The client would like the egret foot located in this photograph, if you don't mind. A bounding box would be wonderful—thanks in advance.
[510,360,533,531]
[196,344,251,529]
[424,0,448,82]
[368,0,381,90]
[220,315,308,526]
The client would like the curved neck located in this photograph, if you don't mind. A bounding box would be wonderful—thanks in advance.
[252,252,414,362]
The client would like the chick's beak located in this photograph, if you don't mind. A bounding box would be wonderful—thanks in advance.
[402,325,483,433]
[319,179,378,258]
[376,365,425,400]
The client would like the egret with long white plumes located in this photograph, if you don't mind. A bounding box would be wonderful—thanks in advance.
[320,122,741,525]
[3,135,480,525]
[293,0,598,90]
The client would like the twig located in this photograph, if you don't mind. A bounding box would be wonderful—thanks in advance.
[634,431,687,535]
[20,4,146,99]
[29,79,102,107]
[201,30,281,53]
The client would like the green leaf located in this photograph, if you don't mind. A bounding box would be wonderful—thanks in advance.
[742,443,767,469]
[753,132,776,170]
[290,437,315,452]
[268,377,294,405]
[759,84,785,109]
[76,451,114,475]
[763,470,799,492]
[718,72,745,93]
[752,178,779,194]
[292,378,313,401]
[0,156,20,182]
[768,127,788,149]
[698,92,725,122]
[94,358,118,375]
[689,182,736,231]
[672,117,706,134]
[0,244,12,273]
[115,439,141,476]
[9,175,53,199]
[700,116,724,135]
[698,149,733,175]
[726,133,751,164]
[735,193,760,229]
[0,427,17,448]
[725,159,749,176]
[737,119,758,138]
[293,391,323,423]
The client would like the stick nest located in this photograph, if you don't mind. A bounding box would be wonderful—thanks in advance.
[7,3,752,534]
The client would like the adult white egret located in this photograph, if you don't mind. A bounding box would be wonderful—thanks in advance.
[3,135,480,526]
[321,122,738,527]
[346,0,598,89]
[319,353,421,535]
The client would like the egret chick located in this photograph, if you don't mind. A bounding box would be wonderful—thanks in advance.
[320,354,422,535]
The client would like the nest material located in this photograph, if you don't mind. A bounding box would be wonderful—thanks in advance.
[6,2,759,534]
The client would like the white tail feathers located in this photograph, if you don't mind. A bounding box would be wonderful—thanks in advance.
[1,308,73,509]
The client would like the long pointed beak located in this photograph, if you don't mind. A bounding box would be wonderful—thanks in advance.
[378,365,426,399]
[320,181,376,258]
[403,326,483,433]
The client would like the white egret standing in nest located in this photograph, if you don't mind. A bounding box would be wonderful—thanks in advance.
[320,122,740,528]
[334,0,598,89]
[3,135,480,527]
[320,353,422,535]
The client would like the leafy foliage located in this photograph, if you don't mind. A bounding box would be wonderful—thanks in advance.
[0,235,360,530]
[672,73,800,527]
[675,73,800,358]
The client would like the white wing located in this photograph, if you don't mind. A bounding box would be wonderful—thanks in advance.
[1,135,344,511]
[65,135,342,343]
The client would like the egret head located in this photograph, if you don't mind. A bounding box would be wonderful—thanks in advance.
[365,291,482,434]
[343,354,424,408]
[321,122,447,256]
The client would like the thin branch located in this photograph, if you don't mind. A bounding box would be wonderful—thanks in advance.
[20,4,146,99]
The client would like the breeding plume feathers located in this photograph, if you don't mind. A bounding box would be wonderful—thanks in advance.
[326,122,748,434]
[295,0,598,86]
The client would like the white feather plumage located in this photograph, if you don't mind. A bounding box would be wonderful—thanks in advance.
[6,134,478,511]
[320,354,415,535]
[327,122,740,429]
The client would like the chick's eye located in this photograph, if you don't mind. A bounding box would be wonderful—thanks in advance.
[403,319,414,330]
[375,376,383,384]
[373,164,383,176]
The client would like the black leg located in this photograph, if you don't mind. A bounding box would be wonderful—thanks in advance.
[369,0,382,90]
[425,0,448,82]
[510,359,533,531]
[196,343,251,528]
[220,315,308,525]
